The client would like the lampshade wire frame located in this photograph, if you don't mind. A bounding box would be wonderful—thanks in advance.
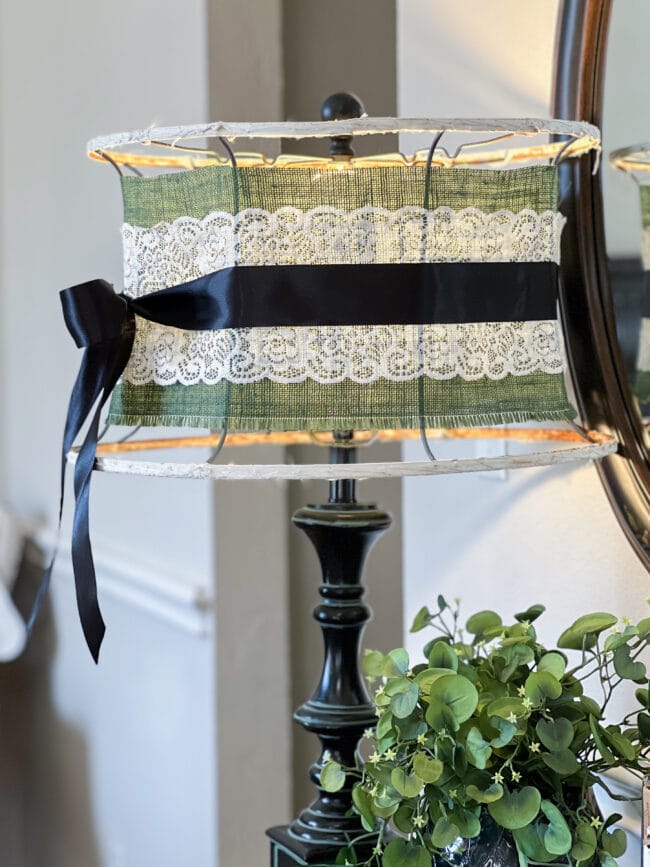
[118,425,142,444]
[206,422,229,464]
[97,149,124,178]
[417,132,447,462]
[553,136,576,166]
[443,130,517,163]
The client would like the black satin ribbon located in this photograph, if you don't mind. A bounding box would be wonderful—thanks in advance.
[126,261,559,328]
[45,260,558,661]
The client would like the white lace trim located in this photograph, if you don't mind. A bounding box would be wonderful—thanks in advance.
[122,320,565,385]
[121,205,565,386]
[122,206,565,292]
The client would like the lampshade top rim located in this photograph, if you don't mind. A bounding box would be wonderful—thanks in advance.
[87,116,600,154]
[610,143,650,172]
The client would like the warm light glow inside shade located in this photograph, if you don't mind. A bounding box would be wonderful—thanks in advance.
[77,116,615,479]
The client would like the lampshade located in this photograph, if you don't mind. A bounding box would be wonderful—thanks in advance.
[610,144,650,408]
[51,116,613,660]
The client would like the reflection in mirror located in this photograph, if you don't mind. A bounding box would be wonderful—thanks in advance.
[610,146,650,445]
[602,0,650,450]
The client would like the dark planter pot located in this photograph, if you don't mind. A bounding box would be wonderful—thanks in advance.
[431,814,519,867]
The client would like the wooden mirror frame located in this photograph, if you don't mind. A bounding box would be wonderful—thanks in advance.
[553,0,650,566]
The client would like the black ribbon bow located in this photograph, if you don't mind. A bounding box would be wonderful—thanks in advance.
[40,260,557,662]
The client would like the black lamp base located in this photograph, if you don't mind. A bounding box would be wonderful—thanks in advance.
[267,826,333,867]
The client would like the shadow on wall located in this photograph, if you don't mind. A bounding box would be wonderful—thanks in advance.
[0,550,100,867]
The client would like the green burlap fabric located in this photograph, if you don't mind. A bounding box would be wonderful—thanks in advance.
[110,163,573,431]
[121,164,559,226]
[107,373,575,430]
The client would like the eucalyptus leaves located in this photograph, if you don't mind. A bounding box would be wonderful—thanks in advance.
[321,600,650,867]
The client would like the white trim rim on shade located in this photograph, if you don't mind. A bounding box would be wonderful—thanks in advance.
[88,117,600,152]
[67,435,618,481]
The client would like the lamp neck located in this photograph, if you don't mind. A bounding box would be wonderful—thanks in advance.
[329,430,357,504]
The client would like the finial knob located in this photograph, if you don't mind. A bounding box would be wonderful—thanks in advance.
[320,92,365,157]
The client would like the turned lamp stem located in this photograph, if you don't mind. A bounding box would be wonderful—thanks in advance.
[267,93,392,866]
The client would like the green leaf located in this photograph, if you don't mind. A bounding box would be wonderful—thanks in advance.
[320,761,345,792]
[490,716,517,748]
[579,695,603,719]
[362,649,385,678]
[488,786,542,830]
[515,604,546,623]
[392,803,415,834]
[466,726,492,769]
[603,727,636,761]
[466,782,504,803]
[635,687,650,708]
[541,749,580,776]
[525,672,562,705]
[438,594,448,611]
[639,712,650,742]
[557,613,618,650]
[429,675,479,725]
[495,644,535,682]
[410,606,432,633]
[415,667,459,695]
[376,710,394,740]
[335,846,357,865]
[391,767,423,798]
[466,610,502,636]
[447,807,481,838]
[412,752,443,783]
[431,817,461,848]
[382,839,431,867]
[426,698,460,733]
[537,652,567,680]
[486,696,526,721]
[427,641,459,672]
[589,715,615,764]
[513,824,557,863]
[637,616,650,638]
[384,648,410,677]
[385,678,420,719]
[601,827,627,858]
[539,800,572,855]
[351,785,376,832]
[396,715,427,743]
[571,822,597,862]
[598,854,618,867]
[613,645,647,682]
[604,625,638,652]
[536,717,574,752]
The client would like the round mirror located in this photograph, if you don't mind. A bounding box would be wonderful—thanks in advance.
[554,0,650,566]
[604,1,650,453]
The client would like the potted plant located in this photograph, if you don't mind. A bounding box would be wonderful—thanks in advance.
[321,599,650,866]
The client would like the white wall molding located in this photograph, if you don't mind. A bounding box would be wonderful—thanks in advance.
[27,530,214,636]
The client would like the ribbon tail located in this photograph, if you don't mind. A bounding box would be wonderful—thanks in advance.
[70,335,134,662]
[25,343,119,640]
